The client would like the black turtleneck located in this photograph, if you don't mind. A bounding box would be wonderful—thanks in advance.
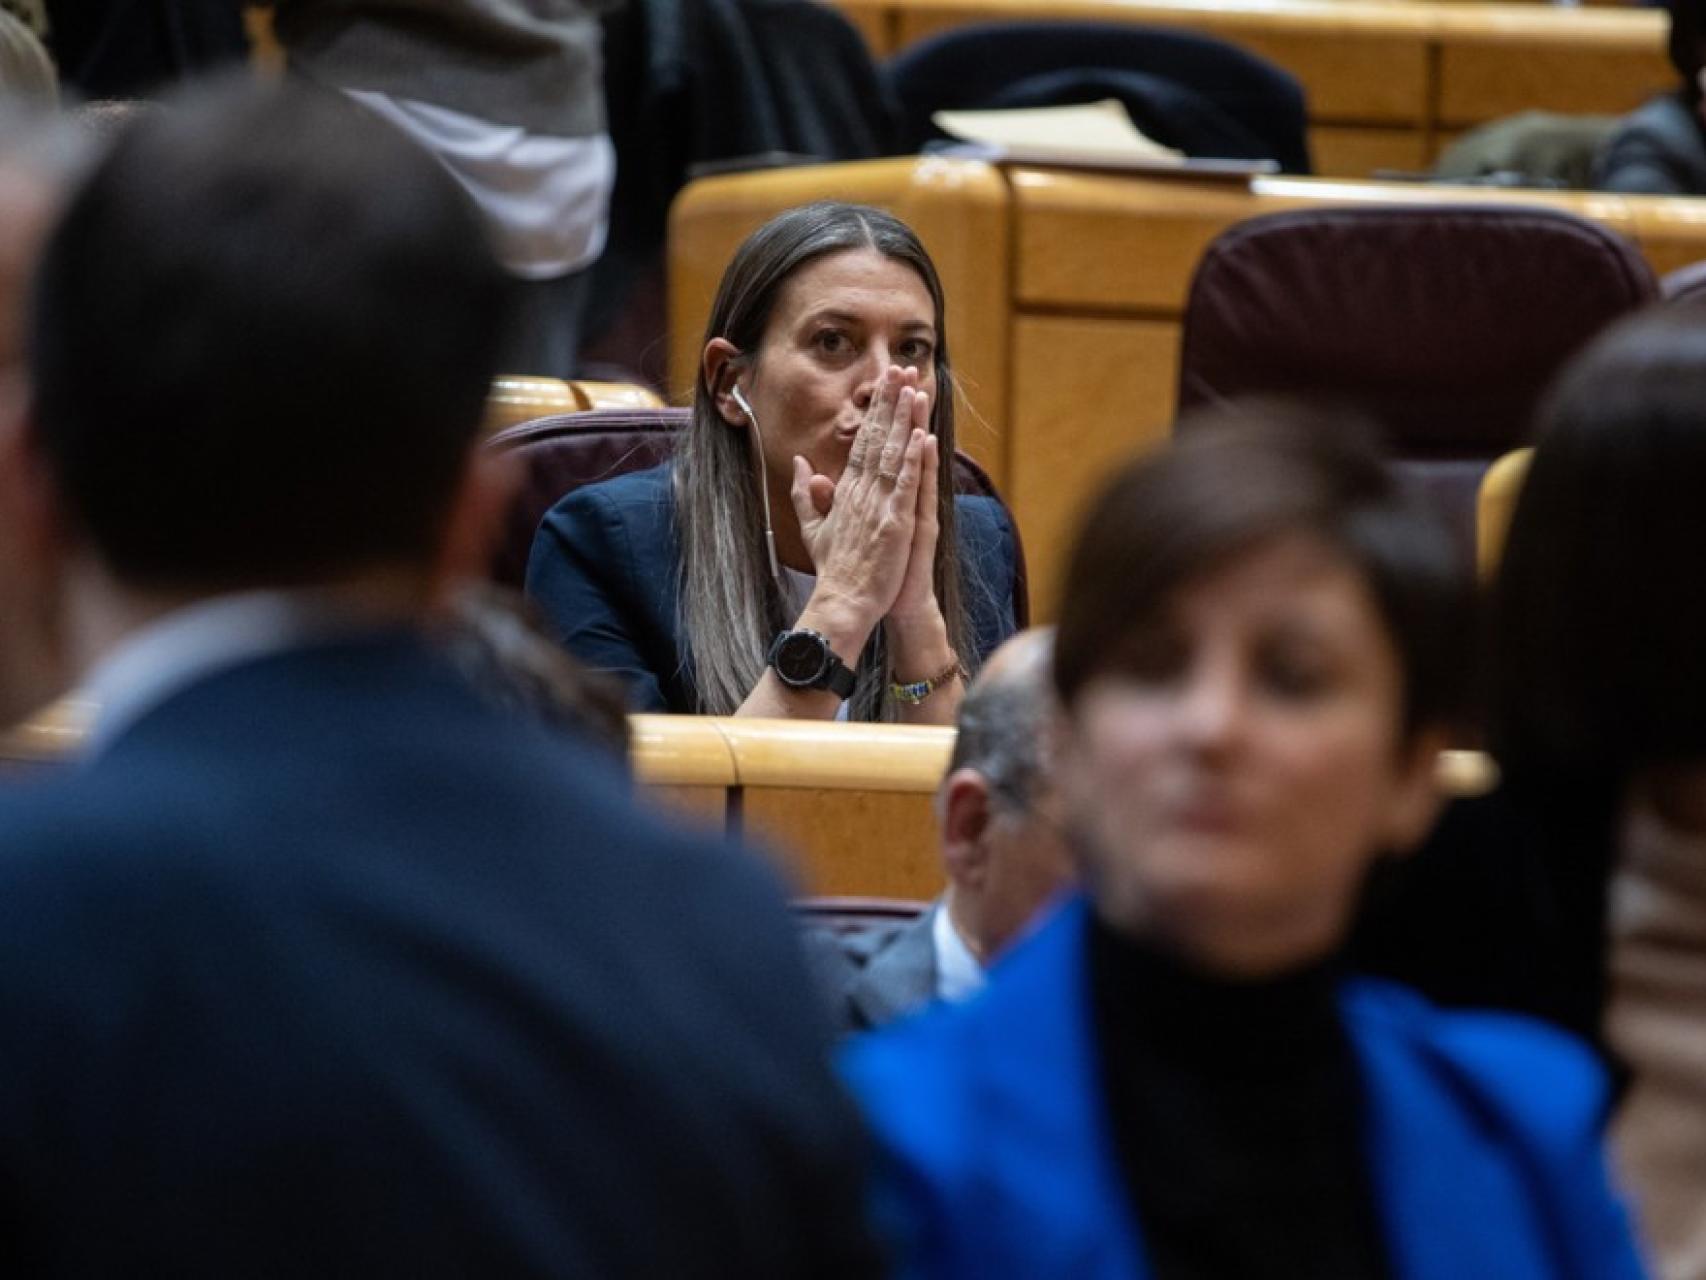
[1087,913,1391,1280]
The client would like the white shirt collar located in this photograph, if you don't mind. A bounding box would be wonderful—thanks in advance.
[76,590,356,758]
[932,900,986,1003]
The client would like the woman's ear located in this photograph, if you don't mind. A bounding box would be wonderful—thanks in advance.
[1383,725,1452,857]
[702,338,749,428]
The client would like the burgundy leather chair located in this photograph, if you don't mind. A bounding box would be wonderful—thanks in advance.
[1177,205,1657,554]
[487,407,1030,628]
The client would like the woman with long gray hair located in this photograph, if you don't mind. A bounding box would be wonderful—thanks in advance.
[526,202,1018,721]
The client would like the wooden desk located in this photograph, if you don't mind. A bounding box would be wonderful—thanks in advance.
[833,0,1670,176]
[1,704,1495,900]
[671,158,1706,614]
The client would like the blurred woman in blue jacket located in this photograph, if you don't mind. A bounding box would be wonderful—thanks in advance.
[843,405,1647,1280]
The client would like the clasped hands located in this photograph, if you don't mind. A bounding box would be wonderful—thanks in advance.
[789,366,945,650]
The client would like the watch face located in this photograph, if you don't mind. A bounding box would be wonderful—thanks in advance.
[774,630,829,686]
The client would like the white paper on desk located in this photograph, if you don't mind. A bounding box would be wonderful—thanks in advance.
[931,99,1186,165]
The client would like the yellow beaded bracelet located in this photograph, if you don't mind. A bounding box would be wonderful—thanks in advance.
[891,657,966,706]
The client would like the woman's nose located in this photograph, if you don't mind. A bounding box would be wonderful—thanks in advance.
[1174,660,1246,755]
[852,354,899,411]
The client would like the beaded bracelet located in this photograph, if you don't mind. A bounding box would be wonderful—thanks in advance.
[891,656,966,706]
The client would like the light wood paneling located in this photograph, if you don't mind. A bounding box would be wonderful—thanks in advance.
[668,157,1014,485]
[1011,315,1179,619]
[639,785,731,830]
[1437,34,1669,127]
[1310,127,1433,178]
[743,788,946,898]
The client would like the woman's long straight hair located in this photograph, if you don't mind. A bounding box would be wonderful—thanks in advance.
[675,202,973,717]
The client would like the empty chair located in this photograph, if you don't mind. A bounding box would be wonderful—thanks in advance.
[1177,205,1657,552]
[485,406,1030,628]
[885,21,1311,173]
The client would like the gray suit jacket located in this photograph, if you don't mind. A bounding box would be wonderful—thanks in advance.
[810,907,939,1037]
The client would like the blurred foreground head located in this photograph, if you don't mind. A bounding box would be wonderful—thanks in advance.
[28,77,512,600]
[1492,305,1706,782]
[0,105,87,727]
[1053,405,1469,977]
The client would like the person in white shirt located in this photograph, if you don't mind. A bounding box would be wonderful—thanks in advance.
[266,0,619,377]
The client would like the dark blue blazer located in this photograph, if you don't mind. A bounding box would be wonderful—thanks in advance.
[842,899,1648,1280]
[524,464,1019,712]
[0,632,879,1277]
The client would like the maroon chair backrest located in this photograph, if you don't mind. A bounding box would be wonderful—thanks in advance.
[1177,205,1657,552]
[487,407,1030,628]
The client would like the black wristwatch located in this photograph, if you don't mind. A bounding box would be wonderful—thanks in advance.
[768,628,857,699]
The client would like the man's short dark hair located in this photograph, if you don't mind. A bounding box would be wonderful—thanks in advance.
[29,77,512,590]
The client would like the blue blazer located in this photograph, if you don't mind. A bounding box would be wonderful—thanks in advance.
[524,463,1020,712]
[842,899,1648,1280]
[0,633,878,1274]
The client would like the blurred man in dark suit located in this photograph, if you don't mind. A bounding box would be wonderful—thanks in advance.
[0,78,878,1277]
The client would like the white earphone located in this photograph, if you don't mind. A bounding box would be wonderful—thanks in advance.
[730,384,783,587]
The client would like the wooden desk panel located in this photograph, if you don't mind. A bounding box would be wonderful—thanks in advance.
[1011,315,1178,617]
[743,788,946,898]
[1311,127,1434,179]
[1437,39,1669,128]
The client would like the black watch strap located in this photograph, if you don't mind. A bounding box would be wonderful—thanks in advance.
[768,628,857,699]
[819,652,856,699]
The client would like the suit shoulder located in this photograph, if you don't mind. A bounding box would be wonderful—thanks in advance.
[952,492,1012,543]
[540,463,675,528]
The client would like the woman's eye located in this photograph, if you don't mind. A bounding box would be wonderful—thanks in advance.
[1258,652,1332,699]
[812,329,850,356]
[898,338,934,365]
[1112,631,1184,685]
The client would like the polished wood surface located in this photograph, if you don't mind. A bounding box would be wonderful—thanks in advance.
[244,6,283,74]
[1476,447,1534,579]
[671,158,1706,613]
[483,377,667,432]
[834,0,1668,173]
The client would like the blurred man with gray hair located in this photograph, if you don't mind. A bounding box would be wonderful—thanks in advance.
[818,628,1075,1034]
